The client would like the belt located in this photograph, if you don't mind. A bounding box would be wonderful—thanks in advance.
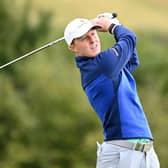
[106,140,153,152]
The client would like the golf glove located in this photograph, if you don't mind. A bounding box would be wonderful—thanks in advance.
[97,12,120,25]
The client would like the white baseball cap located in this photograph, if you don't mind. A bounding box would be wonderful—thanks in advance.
[64,18,99,46]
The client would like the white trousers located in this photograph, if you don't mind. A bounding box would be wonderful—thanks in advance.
[96,141,160,168]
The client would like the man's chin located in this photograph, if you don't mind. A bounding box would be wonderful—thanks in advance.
[88,52,100,57]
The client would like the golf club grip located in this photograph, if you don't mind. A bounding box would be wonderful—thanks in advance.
[112,13,117,18]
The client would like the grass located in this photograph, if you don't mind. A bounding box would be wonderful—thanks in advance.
[30,0,168,33]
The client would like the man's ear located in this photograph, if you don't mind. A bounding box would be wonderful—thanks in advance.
[69,44,78,53]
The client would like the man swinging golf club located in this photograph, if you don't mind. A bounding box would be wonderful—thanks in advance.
[64,13,160,168]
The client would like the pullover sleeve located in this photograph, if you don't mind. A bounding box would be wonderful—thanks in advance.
[125,48,140,73]
[95,25,137,78]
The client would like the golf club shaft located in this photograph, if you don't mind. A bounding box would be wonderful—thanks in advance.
[0,37,65,70]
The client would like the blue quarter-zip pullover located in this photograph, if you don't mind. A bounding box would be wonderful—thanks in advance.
[75,25,153,140]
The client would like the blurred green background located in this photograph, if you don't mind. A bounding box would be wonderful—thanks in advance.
[0,0,167,168]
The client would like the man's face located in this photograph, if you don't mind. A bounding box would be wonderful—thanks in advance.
[70,29,101,57]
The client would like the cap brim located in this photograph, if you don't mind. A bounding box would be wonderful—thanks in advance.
[91,25,102,29]
[73,25,102,41]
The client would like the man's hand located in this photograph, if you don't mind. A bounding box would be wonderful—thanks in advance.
[91,13,120,32]
[97,13,117,20]
[90,17,112,32]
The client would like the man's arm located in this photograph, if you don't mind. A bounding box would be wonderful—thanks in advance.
[92,17,137,78]
[113,28,140,73]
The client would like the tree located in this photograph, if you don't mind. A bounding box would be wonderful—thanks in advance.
[0,1,99,168]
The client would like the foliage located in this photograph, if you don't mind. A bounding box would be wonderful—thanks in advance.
[0,1,168,168]
[135,31,168,168]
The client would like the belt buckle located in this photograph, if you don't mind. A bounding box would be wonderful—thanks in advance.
[134,142,145,152]
[134,142,152,152]
[143,142,152,152]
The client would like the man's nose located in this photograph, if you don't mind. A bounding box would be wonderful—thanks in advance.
[89,36,95,43]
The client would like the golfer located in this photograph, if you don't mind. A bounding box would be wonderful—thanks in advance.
[64,13,160,168]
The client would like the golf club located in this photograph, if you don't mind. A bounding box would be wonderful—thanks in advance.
[0,13,117,70]
[0,37,65,70]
